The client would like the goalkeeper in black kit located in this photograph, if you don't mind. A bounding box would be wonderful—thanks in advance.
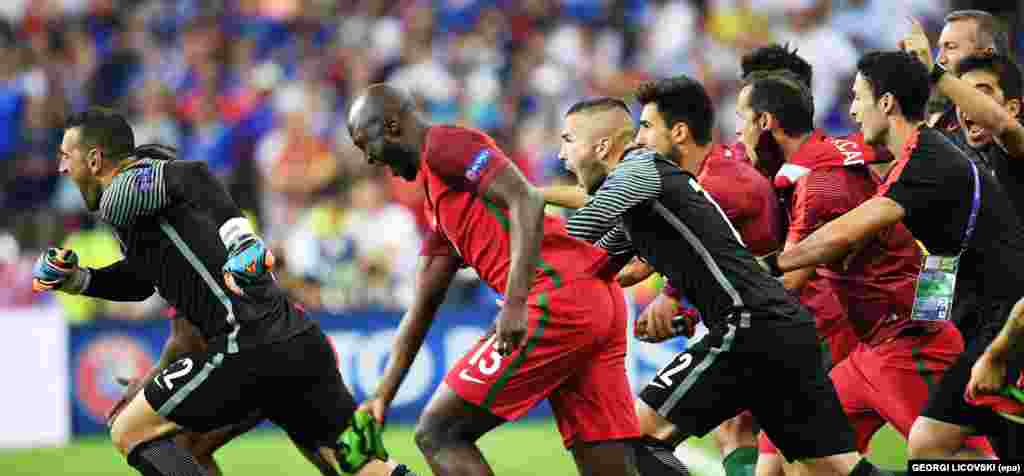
[32,108,417,476]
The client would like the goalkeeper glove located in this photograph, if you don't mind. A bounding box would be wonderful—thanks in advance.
[222,234,275,292]
[32,248,91,294]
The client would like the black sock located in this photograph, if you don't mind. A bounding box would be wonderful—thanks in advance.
[633,437,690,476]
[126,436,209,476]
[849,458,893,476]
[391,464,418,476]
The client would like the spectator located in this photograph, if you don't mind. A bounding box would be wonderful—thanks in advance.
[255,81,338,240]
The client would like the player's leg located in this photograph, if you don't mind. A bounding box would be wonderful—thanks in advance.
[550,285,651,476]
[414,383,506,476]
[638,323,754,474]
[746,322,889,476]
[172,413,264,476]
[260,327,417,476]
[112,349,254,476]
[715,412,759,476]
[908,336,1020,460]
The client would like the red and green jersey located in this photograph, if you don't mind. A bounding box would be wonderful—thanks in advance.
[418,125,611,295]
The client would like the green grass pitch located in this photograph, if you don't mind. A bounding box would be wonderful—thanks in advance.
[0,420,908,475]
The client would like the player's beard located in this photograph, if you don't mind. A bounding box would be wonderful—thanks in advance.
[381,139,419,181]
[749,131,784,178]
[79,180,103,212]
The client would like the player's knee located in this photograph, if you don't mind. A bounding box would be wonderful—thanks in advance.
[110,417,145,456]
[413,417,448,456]
[908,419,960,459]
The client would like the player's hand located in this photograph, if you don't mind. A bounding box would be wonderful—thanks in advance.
[494,300,529,357]
[105,376,145,428]
[636,293,677,342]
[617,257,655,288]
[357,396,389,426]
[967,351,1009,401]
[899,17,934,70]
[223,235,276,296]
[32,248,89,294]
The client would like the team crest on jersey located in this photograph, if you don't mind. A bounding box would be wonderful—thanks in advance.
[466,149,492,182]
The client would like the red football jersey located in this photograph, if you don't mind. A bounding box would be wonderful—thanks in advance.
[418,125,611,294]
[699,144,782,256]
[787,133,924,345]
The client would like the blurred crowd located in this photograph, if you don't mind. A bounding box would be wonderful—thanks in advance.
[0,0,1018,323]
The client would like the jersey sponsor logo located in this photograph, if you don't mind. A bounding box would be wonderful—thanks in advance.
[466,149,493,182]
[75,335,155,423]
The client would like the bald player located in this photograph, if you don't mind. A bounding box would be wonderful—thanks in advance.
[347,84,646,476]
[544,89,780,476]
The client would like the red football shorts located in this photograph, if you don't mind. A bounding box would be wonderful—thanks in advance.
[444,279,640,448]
[760,322,994,456]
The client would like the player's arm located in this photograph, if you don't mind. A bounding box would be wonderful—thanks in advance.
[969,297,1024,398]
[901,17,1024,158]
[541,185,589,209]
[369,254,461,415]
[81,258,157,301]
[566,152,662,258]
[481,165,546,311]
[934,70,1024,158]
[778,197,905,272]
[780,171,850,289]
[165,161,274,294]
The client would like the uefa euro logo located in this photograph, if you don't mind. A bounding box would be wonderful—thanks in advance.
[466,149,492,183]
[75,335,155,423]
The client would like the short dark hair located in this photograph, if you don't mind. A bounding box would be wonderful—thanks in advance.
[635,75,714,146]
[945,10,1010,55]
[957,53,1023,103]
[741,43,813,89]
[747,71,815,137]
[566,97,631,116]
[63,108,135,160]
[856,51,930,122]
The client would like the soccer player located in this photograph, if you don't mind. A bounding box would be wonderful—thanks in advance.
[346,84,643,476]
[635,78,782,476]
[32,108,413,476]
[736,70,992,473]
[561,75,891,476]
[778,51,1024,459]
[544,91,780,476]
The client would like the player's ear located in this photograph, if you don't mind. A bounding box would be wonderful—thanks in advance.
[1006,98,1021,119]
[879,93,896,116]
[758,112,773,132]
[595,137,610,159]
[87,147,102,174]
[384,118,402,139]
[670,122,689,145]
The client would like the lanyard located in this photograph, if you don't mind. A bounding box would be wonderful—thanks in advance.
[961,159,981,253]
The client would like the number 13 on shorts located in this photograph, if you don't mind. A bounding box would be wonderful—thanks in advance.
[457,335,504,385]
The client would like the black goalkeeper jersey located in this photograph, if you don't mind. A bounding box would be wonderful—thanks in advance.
[83,158,312,352]
[566,148,811,333]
